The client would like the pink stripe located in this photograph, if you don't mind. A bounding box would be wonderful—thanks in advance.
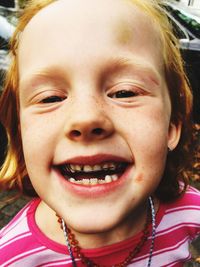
[188,186,200,193]
[2,246,47,266]
[131,236,190,264]
[0,204,30,236]
[165,205,200,214]
[157,209,200,234]
[0,231,31,249]
[154,236,190,256]
[156,222,200,237]
[166,253,191,267]
[36,258,78,267]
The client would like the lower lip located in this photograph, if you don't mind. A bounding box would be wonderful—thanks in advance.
[57,165,132,198]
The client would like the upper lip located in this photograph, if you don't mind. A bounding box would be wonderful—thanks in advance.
[55,154,131,166]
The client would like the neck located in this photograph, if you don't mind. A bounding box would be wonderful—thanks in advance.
[69,203,148,249]
[35,197,159,249]
[62,197,156,267]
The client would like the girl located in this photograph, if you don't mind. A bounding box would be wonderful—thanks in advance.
[0,0,200,266]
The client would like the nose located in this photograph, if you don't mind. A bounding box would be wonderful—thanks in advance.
[64,98,114,142]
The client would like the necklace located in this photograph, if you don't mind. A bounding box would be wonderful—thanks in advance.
[60,197,156,267]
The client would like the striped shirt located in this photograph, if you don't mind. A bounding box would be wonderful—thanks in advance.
[0,186,200,266]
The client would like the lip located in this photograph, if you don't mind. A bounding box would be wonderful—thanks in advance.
[56,154,131,166]
[54,154,132,198]
[56,165,132,198]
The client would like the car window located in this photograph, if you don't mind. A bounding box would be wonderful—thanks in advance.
[0,15,15,50]
[166,5,200,39]
[0,36,9,50]
[169,17,188,39]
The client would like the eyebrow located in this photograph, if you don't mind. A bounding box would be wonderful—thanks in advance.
[19,57,162,92]
[101,57,162,87]
[19,68,67,91]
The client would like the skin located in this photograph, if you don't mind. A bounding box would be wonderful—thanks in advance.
[18,0,181,248]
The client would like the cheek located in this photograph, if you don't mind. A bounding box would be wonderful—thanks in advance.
[20,111,59,145]
[20,113,56,168]
[120,107,169,144]
[135,173,144,183]
[114,104,170,174]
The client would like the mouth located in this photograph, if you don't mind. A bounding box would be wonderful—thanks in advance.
[56,161,129,186]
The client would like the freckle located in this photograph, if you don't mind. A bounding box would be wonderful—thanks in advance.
[135,174,143,183]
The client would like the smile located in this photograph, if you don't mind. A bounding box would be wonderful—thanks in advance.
[57,162,129,186]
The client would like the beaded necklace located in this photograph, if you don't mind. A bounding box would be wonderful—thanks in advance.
[60,197,156,267]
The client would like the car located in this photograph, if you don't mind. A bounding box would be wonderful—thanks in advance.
[0,9,15,166]
[164,2,200,123]
[0,10,15,90]
[164,2,200,50]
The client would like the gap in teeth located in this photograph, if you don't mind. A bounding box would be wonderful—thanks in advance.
[68,174,118,185]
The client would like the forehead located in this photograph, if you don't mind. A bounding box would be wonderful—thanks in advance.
[20,0,161,48]
[18,0,163,76]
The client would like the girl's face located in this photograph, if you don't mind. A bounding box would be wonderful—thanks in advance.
[18,0,180,236]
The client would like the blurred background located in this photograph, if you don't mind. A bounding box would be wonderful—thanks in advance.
[0,0,200,265]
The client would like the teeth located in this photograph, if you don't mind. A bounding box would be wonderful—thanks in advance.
[61,162,126,186]
[90,178,98,185]
[76,180,83,184]
[103,163,109,170]
[111,174,118,181]
[108,163,116,170]
[75,165,82,171]
[93,165,102,171]
[67,175,119,185]
[82,179,90,185]
[105,175,112,183]
[67,162,121,173]
[70,165,76,172]
[83,165,93,172]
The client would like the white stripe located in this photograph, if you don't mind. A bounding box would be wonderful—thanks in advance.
[187,187,200,194]
[165,205,200,213]
[0,205,30,237]
[38,258,80,267]
[156,223,200,238]
[1,246,47,267]
[0,218,30,244]
[152,236,190,266]
[7,248,72,267]
[166,254,191,267]
[0,232,32,249]
[157,209,200,232]
[130,236,190,266]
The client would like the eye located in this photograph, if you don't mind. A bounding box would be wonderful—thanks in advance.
[108,90,137,99]
[41,95,66,103]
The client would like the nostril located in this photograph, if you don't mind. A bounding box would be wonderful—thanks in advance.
[68,127,108,140]
[92,128,104,135]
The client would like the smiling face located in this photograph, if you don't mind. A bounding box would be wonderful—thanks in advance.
[18,0,180,238]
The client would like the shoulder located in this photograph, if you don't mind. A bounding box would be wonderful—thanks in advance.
[147,187,200,265]
[162,185,200,218]
[0,198,40,237]
[0,199,40,264]
[157,186,200,239]
[172,185,200,207]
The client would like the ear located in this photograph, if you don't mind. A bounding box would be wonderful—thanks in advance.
[167,122,182,151]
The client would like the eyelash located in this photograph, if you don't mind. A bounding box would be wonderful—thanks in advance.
[107,84,144,100]
[40,95,67,103]
[38,83,143,104]
[108,90,138,99]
